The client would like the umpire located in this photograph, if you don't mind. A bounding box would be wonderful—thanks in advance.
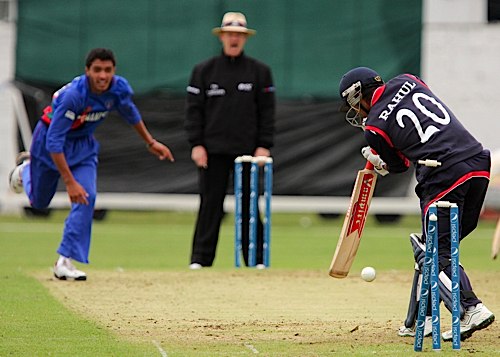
[185,12,276,269]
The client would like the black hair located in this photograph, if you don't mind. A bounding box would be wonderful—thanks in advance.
[85,48,116,68]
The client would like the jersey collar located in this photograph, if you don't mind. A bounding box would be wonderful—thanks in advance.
[371,85,386,106]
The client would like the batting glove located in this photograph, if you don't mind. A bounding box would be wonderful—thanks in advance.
[361,146,389,176]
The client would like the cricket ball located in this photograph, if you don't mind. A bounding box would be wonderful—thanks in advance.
[361,266,376,282]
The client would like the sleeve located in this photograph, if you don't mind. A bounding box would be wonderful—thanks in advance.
[365,129,410,173]
[115,77,142,125]
[184,64,205,148]
[45,91,80,153]
[255,63,276,149]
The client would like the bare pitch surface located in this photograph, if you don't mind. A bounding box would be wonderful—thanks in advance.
[35,269,499,356]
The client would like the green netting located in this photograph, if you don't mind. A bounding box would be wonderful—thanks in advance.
[15,0,422,98]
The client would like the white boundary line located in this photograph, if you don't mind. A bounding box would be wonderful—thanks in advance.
[152,340,168,357]
[3,192,421,214]
[244,343,259,354]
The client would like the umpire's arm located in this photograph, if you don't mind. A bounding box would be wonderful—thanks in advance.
[256,65,276,149]
[185,65,206,148]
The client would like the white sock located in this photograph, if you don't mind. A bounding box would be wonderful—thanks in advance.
[467,304,480,312]
[57,255,68,266]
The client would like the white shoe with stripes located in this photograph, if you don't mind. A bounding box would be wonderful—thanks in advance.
[442,303,494,341]
[53,258,87,281]
[9,152,31,194]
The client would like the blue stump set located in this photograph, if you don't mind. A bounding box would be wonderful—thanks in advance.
[414,201,461,351]
[234,156,273,268]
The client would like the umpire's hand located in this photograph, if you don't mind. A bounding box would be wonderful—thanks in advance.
[191,145,208,168]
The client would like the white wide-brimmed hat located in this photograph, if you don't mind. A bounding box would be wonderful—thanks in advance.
[212,12,256,36]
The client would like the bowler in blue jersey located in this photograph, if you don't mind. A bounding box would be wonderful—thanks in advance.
[9,48,175,280]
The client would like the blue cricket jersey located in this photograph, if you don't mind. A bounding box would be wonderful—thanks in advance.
[42,74,141,153]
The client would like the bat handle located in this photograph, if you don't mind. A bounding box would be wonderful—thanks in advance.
[365,148,377,170]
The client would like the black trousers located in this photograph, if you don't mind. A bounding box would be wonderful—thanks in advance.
[190,154,264,266]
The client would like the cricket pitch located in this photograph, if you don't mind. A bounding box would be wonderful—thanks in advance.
[36,269,499,355]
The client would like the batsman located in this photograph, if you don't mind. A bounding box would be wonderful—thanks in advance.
[338,67,495,341]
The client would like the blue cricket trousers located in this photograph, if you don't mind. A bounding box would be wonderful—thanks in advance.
[23,122,99,263]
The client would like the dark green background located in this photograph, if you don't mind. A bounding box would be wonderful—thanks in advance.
[15,0,422,98]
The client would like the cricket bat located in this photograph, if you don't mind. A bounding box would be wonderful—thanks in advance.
[329,161,377,278]
[492,217,500,259]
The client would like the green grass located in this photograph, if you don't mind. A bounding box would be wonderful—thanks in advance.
[0,210,499,356]
[0,272,155,356]
[3,210,497,272]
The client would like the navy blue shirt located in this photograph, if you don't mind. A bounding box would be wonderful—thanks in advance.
[364,74,484,186]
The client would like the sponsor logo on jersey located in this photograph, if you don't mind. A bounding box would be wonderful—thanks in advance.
[79,111,108,122]
[206,84,226,97]
[187,86,200,95]
[71,107,107,128]
[237,83,253,91]
[65,110,76,120]
[379,81,416,120]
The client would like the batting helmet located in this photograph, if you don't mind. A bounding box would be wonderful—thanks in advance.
[339,67,384,127]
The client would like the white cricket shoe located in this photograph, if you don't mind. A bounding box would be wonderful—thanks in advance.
[398,316,432,337]
[9,152,31,193]
[442,303,495,341]
[189,263,203,270]
[53,258,87,281]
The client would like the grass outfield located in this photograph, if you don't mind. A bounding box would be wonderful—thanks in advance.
[0,210,499,356]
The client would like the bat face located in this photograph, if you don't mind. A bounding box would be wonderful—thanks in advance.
[329,163,377,278]
[346,172,376,237]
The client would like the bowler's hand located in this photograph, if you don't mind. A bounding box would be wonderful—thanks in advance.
[191,145,208,168]
[148,140,175,162]
[66,180,89,205]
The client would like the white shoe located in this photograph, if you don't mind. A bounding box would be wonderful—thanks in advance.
[255,264,267,270]
[398,316,432,337]
[442,303,495,341]
[189,263,203,270]
[9,152,31,193]
[53,258,87,281]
